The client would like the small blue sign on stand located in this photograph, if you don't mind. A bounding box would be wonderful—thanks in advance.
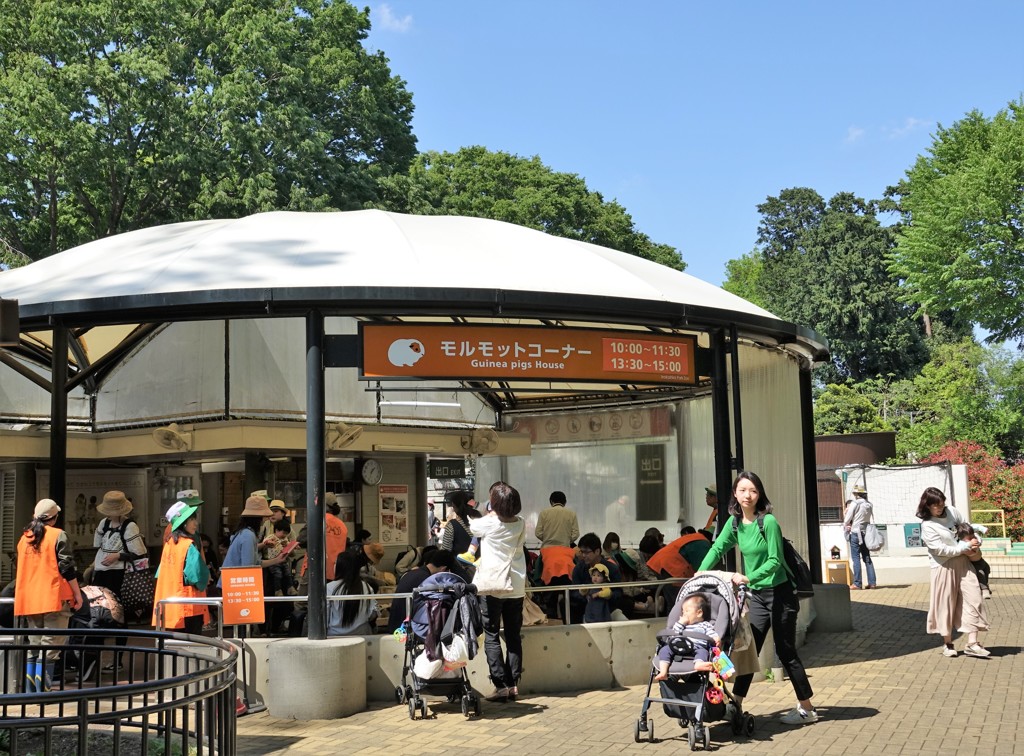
[904,523,923,548]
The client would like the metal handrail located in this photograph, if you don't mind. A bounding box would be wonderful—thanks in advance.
[156,576,685,638]
[0,627,237,754]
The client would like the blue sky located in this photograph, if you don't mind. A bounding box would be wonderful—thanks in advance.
[364,1,1024,287]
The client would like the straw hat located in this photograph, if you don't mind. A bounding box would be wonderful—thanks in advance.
[97,490,133,518]
[242,495,273,518]
[269,499,288,514]
[34,499,60,520]
[363,542,384,565]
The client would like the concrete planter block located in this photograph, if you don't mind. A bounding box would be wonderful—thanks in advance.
[267,637,366,719]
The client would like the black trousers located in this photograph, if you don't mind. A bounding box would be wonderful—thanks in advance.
[733,580,813,701]
[479,595,524,688]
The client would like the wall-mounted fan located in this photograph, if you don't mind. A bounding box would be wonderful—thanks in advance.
[461,427,499,455]
[152,423,191,452]
[327,421,364,450]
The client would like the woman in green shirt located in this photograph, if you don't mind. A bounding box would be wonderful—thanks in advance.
[698,472,818,726]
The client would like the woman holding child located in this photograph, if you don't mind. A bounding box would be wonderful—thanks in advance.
[916,487,990,658]
[697,471,817,726]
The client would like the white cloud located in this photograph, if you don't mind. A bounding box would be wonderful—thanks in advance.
[844,125,866,144]
[375,3,413,33]
[883,117,928,140]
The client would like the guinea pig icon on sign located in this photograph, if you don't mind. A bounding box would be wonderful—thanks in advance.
[388,338,425,367]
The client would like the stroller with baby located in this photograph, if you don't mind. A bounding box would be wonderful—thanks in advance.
[635,572,753,751]
[395,571,483,719]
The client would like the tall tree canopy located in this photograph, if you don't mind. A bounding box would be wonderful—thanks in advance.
[372,146,685,270]
[0,0,416,262]
[729,187,930,382]
[889,100,1024,343]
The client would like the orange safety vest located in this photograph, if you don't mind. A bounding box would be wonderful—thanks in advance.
[152,536,209,630]
[15,525,73,616]
[301,513,350,580]
[540,545,576,584]
[646,533,708,580]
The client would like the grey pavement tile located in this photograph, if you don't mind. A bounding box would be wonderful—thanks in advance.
[238,580,1024,754]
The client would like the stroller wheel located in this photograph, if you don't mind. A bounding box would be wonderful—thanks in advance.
[743,712,755,736]
[419,699,428,719]
[687,723,696,750]
[634,719,643,743]
[702,726,710,749]
[407,697,417,720]
[472,696,481,716]
[395,685,406,704]
[646,720,655,742]
[461,695,470,717]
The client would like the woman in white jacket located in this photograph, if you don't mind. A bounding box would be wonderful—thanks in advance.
[916,487,989,658]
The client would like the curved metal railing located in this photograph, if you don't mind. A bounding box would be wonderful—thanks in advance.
[0,627,237,755]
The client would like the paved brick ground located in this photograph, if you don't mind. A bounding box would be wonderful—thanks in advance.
[237,581,1024,754]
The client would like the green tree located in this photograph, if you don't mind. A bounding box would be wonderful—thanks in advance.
[721,251,768,309]
[889,99,1024,343]
[813,383,892,435]
[893,340,1012,460]
[0,0,416,263]
[732,187,929,382]
[372,147,684,270]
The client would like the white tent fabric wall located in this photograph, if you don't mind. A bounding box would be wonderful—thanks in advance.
[734,344,809,558]
[835,463,965,526]
[675,395,715,527]
[477,428,682,549]
[0,352,91,424]
[60,316,492,428]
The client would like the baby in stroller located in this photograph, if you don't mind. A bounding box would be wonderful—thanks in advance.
[635,572,752,750]
[654,593,719,680]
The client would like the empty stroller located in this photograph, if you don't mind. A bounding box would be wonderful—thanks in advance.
[635,572,753,750]
[395,571,483,719]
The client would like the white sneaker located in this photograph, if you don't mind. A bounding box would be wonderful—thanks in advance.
[963,643,991,658]
[942,646,958,658]
[780,706,819,725]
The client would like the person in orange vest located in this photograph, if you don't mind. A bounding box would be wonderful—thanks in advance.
[646,526,712,582]
[153,498,210,634]
[15,498,84,692]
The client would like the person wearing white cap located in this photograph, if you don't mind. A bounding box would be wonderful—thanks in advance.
[15,499,84,692]
[152,496,210,634]
[843,484,877,590]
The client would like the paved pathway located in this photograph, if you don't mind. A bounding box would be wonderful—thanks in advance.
[237,581,1024,754]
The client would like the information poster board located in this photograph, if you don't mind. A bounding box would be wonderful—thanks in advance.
[379,484,409,545]
[221,566,265,625]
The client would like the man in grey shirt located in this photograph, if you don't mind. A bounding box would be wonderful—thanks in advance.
[843,484,877,589]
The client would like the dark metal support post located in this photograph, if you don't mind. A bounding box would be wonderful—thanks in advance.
[49,324,68,521]
[305,310,326,639]
[709,329,735,569]
[799,365,823,582]
[728,325,744,471]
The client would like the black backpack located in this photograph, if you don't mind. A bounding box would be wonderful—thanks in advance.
[732,514,814,597]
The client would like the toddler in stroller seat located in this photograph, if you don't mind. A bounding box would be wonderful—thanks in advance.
[395,570,483,720]
[635,572,752,751]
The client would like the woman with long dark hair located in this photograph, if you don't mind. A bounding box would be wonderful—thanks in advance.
[917,487,989,657]
[326,550,379,636]
[440,490,479,556]
[15,499,84,692]
[219,496,287,580]
[698,471,818,725]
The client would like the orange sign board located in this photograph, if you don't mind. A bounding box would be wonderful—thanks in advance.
[221,566,266,626]
[361,324,697,385]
